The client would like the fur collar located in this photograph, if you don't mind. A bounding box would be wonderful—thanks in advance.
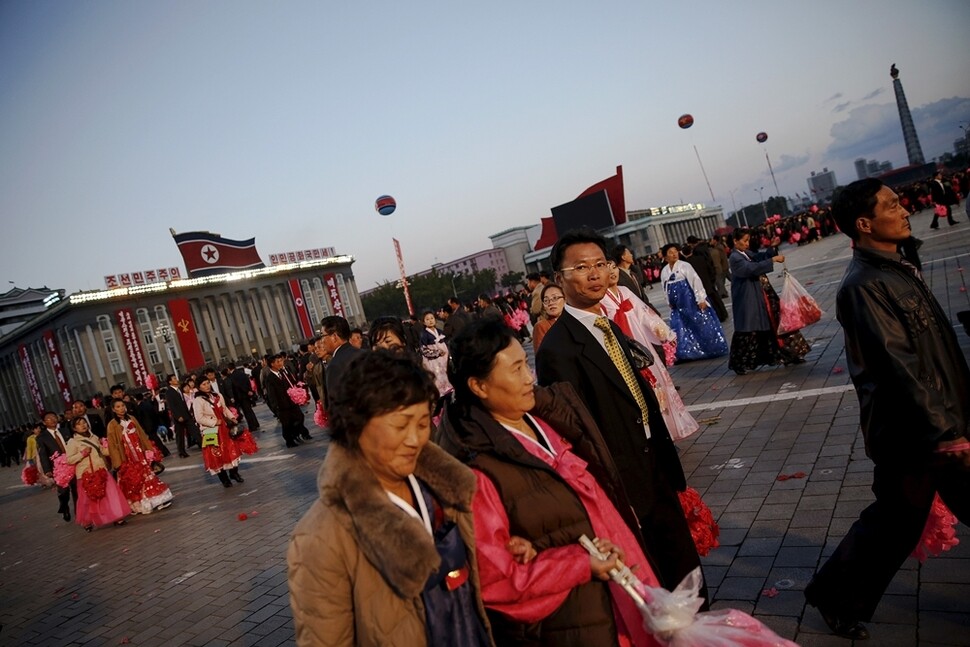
[318,441,476,598]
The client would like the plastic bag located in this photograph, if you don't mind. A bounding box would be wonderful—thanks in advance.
[777,270,822,335]
[640,568,799,647]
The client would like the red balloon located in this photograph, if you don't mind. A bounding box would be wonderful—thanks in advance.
[677,114,694,129]
[756,132,768,143]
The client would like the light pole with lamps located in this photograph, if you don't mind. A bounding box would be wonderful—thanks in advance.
[755,186,768,223]
[729,188,748,228]
[154,323,178,376]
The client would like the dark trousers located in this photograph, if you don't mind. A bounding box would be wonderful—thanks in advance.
[173,420,197,455]
[930,204,956,227]
[637,436,710,608]
[237,399,259,430]
[281,419,307,445]
[806,459,970,620]
[57,478,78,514]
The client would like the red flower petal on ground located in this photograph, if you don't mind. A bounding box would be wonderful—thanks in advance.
[776,474,790,481]
[762,587,779,598]
[960,287,967,293]
[791,472,807,479]
[832,367,844,374]
[238,513,248,521]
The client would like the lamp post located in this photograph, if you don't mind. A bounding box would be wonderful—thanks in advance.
[729,188,748,228]
[755,186,768,223]
[154,323,178,376]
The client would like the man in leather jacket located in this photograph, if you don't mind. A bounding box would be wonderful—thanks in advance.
[805,178,970,641]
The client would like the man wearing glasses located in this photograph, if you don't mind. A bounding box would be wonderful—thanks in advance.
[535,228,706,604]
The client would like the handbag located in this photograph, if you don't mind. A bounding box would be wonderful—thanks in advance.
[201,426,220,448]
[777,269,823,335]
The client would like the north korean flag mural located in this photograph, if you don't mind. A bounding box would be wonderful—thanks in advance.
[170,230,266,278]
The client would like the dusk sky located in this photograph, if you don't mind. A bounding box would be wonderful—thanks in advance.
[2,1,968,296]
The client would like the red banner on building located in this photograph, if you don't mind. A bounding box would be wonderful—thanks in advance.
[288,280,315,339]
[43,331,72,405]
[116,309,151,387]
[18,345,45,416]
[167,299,205,371]
[324,273,346,319]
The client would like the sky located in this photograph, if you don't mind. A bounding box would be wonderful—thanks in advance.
[2,1,969,296]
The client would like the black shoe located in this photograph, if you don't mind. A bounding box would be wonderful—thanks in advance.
[814,605,869,640]
[63,511,72,522]
[930,224,939,229]
[229,468,244,483]
[950,220,961,225]
[217,471,232,488]
[179,453,190,458]
[285,441,299,448]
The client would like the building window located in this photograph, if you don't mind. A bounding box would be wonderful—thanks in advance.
[313,278,330,317]
[97,315,124,375]
[335,274,355,317]
[137,308,161,366]
[301,279,320,325]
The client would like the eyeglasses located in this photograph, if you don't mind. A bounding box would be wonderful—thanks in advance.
[559,261,615,276]
[542,295,565,305]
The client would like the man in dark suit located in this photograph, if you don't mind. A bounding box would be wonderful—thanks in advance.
[161,374,194,458]
[70,400,107,440]
[684,236,729,322]
[611,244,662,318]
[320,315,363,411]
[536,228,706,602]
[263,353,310,447]
[928,170,959,229]
[227,362,260,431]
[36,411,77,522]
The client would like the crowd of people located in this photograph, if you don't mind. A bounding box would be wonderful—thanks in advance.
[6,169,968,644]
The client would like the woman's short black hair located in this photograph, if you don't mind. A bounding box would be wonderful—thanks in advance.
[327,350,438,449]
[447,317,517,406]
[831,178,883,240]
[732,228,752,241]
[660,242,680,256]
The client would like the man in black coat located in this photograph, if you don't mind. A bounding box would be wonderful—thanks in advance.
[320,315,363,411]
[805,179,970,640]
[263,353,310,447]
[227,362,260,431]
[536,228,705,603]
[36,411,77,521]
[70,400,107,440]
[928,170,959,229]
[684,236,728,322]
[161,374,194,458]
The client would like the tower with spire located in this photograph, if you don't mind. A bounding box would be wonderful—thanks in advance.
[890,64,925,166]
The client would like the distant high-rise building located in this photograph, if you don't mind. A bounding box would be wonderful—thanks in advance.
[855,158,869,180]
[890,64,925,166]
[807,168,838,203]
[855,158,895,180]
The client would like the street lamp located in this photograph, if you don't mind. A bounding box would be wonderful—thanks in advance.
[154,323,178,375]
[729,188,748,228]
[755,187,768,223]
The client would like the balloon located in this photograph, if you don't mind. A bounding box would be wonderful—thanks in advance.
[756,132,768,143]
[677,114,694,129]
[375,195,396,216]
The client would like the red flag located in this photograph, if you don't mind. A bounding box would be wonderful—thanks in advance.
[534,217,559,251]
[167,299,205,371]
[288,280,314,339]
[171,231,265,277]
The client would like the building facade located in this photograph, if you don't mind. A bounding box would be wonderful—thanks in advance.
[806,168,838,203]
[0,257,365,426]
[422,248,511,289]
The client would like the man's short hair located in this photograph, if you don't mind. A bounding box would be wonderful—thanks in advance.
[447,297,462,308]
[539,270,551,281]
[109,384,125,393]
[549,228,609,271]
[320,315,351,341]
[686,235,699,245]
[526,272,540,282]
[610,244,630,264]
[831,178,883,241]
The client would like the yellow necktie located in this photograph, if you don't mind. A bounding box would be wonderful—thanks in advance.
[593,317,650,430]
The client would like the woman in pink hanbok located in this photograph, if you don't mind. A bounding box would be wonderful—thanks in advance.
[107,399,174,515]
[602,265,699,441]
[66,417,129,531]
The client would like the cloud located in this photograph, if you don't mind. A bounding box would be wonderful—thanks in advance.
[824,92,843,103]
[832,101,851,113]
[824,96,970,162]
[861,88,884,101]
[771,152,810,173]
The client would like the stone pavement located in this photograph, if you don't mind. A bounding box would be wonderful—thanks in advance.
[1,207,968,646]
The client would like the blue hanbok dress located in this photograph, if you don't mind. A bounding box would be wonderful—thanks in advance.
[661,260,728,361]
